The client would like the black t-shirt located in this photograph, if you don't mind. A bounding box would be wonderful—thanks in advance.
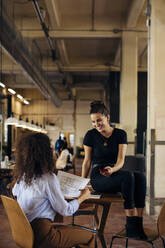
[83,128,127,166]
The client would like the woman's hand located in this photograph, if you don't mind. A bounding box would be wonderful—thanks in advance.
[77,187,91,204]
[100,166,114,176]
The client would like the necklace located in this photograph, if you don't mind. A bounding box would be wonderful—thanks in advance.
[103,141,108,147]
[102,135,109,147]
[101,128,114,147]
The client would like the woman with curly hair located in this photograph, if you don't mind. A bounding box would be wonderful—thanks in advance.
[12,133,95,248]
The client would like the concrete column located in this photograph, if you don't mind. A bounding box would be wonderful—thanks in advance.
[120,32,138,155]
[146,0,165,214]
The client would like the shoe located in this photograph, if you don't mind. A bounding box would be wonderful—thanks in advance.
[137,217,147,240]
[126,216,141,239]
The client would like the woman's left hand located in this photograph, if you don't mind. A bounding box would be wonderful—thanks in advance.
[100,166,114,176]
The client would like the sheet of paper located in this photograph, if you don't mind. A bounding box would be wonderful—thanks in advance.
[90,194,101,199]
[57,171,90,199]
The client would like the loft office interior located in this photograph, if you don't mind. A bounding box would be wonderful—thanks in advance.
[0,0,165,217]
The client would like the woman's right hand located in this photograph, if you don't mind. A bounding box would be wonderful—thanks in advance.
[77,187,91,204]
[100,166,114,176]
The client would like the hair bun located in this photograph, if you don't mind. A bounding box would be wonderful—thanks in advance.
[90,100,104,107]
[90,100,109,115]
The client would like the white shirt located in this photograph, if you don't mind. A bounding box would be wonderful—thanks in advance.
[12,173,79,223]
[56,149,73,169]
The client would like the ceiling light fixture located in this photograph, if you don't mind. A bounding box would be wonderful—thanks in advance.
[0,82,5,88]
[5,114,47,133]
[23,99,29,104]
[17,94,23,100]
[8,88,16,95]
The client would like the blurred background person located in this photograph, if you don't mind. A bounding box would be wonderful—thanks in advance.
[54,135,64,157]
[56,142,73,170]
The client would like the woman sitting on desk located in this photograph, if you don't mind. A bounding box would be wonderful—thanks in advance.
[81,101,147,239]
[12,133,95,248]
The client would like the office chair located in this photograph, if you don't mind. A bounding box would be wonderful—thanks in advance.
[1,195,90,248]
[110,202,165,248]
[1,195,34,248]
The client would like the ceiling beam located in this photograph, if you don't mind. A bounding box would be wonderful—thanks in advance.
[139,44,147,66]
[63,65,120,72]
[2,62,146,73]
[21,30,122,39]
[114,44,121,67]
[74,82,104,89]
[45,0,73,98]
[126,0,146,28]
[21,29,147,39]
[6,83,36,88]
[56,40,70,65]
[45,0,69,65]
[42,64,146,72]
[0,6,62,107]
[44,0,61,27]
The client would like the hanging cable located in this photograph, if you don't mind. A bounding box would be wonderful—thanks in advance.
[32,0,57,61]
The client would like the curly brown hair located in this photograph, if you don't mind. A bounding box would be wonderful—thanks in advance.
[15,132,54,185]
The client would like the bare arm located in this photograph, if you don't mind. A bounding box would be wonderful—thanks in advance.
[102,144,127,176]
[77,187,91,204]
[81,145,92,178]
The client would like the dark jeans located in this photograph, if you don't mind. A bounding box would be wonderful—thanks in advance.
[90,167,146,209]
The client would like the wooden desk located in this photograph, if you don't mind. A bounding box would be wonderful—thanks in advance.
[72,193,124,248]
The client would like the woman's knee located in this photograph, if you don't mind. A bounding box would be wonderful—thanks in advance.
[90,178,105,192]
[122,171,135,186]
[134,172,146,185]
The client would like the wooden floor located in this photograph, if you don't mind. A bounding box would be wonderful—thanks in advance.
[0,159,163,248]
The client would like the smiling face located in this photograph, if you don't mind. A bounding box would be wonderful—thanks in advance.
[90,113,110,133]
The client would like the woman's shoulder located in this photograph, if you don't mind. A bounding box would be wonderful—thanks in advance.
[113,128,127,143]
[42,173,60,190]
[114,128,127,134]
[42,172,57,182]
[83,129,98,146]
[85,128,98,136]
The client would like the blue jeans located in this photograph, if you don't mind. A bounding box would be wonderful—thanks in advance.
[90,167,146,209]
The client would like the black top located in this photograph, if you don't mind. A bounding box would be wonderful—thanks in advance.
[83,128,127,166]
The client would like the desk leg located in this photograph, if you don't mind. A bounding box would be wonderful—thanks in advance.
[98,203,111,233]
[97,203,111,248]
[94,205,99,230]
[98,233,107,248]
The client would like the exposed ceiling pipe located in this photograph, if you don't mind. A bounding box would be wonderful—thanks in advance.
[32,0,73,99]
[0,2,62,107]
[32,0,57,61]
[32,0,64,75]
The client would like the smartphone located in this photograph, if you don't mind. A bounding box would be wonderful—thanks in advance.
[99,168,107,173]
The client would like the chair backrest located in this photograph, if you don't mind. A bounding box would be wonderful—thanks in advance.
[157,201,165,236]
[1,195,34,248]
[123,155,146,173]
